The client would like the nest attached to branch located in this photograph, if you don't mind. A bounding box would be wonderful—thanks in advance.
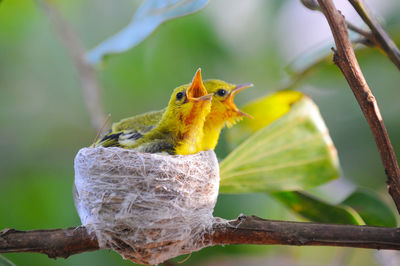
[74,147,220,264]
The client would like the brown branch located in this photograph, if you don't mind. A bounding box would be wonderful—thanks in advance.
[209,216,400,249]
[348,0,400,71]
[37,0,107,132]
[0,227,98,258]
[316,0,400,214]
[1,216,400,260]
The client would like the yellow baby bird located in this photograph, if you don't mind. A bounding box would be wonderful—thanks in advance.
[96,69,212,155]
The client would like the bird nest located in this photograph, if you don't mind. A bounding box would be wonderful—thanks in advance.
[74,147,220,264]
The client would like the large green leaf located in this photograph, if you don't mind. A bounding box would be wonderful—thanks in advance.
[87,0,209,65]
[341,189,397,227]
[220,91,339,193]
[272,191,364,225]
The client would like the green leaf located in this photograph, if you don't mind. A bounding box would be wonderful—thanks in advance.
[271,189,397,227]
[0,255,15,266]
[220,91,339,193]
[341,189,397,227]
[87,0,209,65]
[272,191,364,225]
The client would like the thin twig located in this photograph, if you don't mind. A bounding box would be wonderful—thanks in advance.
[346,21,372,39]
[37,0,107,132]
[353,37,375,48]
[348,0,400,70]
[1,216,400,260]
[316,0,400,213]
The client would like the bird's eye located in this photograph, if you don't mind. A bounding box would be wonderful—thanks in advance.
[216,89,227,96]
[176,92,184,100]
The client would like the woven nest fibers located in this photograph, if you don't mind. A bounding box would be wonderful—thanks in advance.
[74,147,220,264]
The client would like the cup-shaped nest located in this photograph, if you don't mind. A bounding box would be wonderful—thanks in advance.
[74,147,220,264]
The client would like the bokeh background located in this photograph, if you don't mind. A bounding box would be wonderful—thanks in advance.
[1,0,400,265]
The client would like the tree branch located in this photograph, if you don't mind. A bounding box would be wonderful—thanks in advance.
[316,0,400,214]
[209,216,400,249]
[37,0,107,132]
[346,21,371,39]
[0,227,98,258]
[348,0,400,71]
[1,216,400,260]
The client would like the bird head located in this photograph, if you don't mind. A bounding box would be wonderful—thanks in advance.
[204,79,253,128]
[165,69,212,138]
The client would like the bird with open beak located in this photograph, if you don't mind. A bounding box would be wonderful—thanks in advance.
[200,80,253,151]
[96,69,212,155]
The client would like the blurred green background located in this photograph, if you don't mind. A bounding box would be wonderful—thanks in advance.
[1,0,400,265]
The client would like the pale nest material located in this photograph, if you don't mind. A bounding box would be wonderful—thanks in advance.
[74,147,220,265]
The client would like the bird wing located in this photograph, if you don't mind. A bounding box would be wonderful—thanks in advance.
[96,129,146,148]
[96,108,165,148]
[97,129,175,154]
[112,108,165,132]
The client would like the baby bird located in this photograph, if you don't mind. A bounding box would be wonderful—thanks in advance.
[96,69,212,155]
[200,80,253,150]
[110,78,252,152]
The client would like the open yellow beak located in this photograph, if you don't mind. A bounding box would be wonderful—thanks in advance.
[187,68,212,102]
[224,83,253,118]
